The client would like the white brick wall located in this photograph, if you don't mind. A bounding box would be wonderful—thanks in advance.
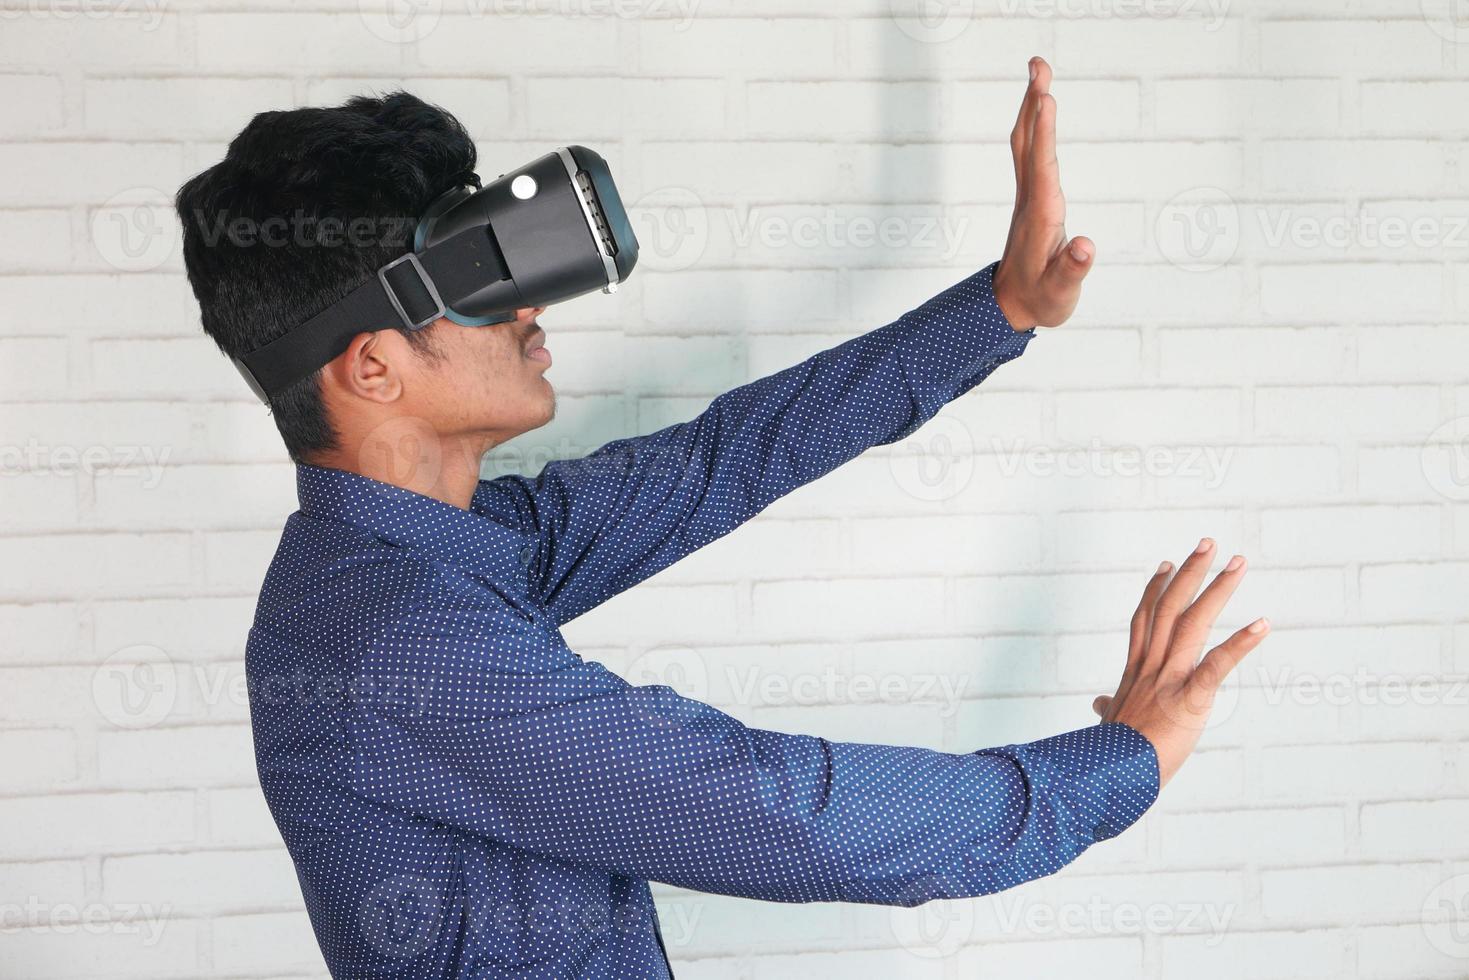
[1,1,1466,978]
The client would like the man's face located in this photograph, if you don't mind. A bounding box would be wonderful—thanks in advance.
[400,305,556,447]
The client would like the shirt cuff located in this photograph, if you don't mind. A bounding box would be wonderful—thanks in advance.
[896,260,1036,399]
[1013,722,1160,844]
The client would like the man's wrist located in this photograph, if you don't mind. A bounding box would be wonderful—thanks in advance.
[992,262,1035,333]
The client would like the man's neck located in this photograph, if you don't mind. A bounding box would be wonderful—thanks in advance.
[311,425,490,511]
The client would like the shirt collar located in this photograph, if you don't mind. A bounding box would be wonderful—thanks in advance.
[295,464,532,576]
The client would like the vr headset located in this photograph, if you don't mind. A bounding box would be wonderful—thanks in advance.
[232,145,639,402]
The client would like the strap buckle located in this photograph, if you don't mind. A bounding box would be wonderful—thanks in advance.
[378,252,445,331]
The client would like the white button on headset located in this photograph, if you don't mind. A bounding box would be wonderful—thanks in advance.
[511,175,538,200]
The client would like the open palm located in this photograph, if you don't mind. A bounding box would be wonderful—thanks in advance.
[992,57,1094,332]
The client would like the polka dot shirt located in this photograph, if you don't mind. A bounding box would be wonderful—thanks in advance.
[244,262,1160,979]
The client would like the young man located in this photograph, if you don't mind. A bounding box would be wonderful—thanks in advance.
[177,59,1268,979]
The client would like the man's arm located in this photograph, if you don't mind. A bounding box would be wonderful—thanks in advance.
[483,261,1029,625]
[351,535,1266,901]
[482,57,1096,626]
[352,598,1158,904]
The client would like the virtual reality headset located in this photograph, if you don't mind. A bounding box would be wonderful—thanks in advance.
[232,145,638,402]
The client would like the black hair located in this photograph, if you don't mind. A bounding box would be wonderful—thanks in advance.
[175,91,478,462]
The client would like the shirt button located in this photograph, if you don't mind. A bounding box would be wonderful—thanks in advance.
[519,544,536,567]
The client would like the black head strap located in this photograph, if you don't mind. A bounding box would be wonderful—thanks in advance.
[232,224,510,401]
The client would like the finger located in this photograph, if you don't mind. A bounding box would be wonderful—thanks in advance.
[1188,617,1270,698]
[1164,554,1250,672]
[1144,538,1216,664]
[1092,694,1113,718]
[1128,559,1174,666]
[1010,59,1041,194]
[1030,91,1058,196]
[1044,234,1094,295]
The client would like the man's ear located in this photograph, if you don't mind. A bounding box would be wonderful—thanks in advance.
[323,330,406,404]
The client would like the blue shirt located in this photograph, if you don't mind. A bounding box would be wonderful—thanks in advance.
[245,261,1160,979]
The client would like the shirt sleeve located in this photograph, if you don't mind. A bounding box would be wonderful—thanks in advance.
[482,260,1034,626]
[349,611,1158,906]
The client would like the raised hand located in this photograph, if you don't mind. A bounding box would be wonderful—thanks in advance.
[1093,538,1271,787]
[992,56,1094,332]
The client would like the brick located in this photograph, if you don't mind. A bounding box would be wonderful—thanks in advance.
[1055,16,1243,72]
[1255,385,1440,440]
[0,602,85,665]
[102,847,301,911]
[0,728,78,790]
[1162,928,1352,979]
[0,274,198,336]
[206,787,283,848]
[529,77,724,138]
[0,533,191,601]
[1361,800,1469,859]
[563,583,739,647]
[1260,263,1442,322]
[1053,509,1246,568]
[1158,807,1347,866]
[0,208,72,267]
[749,577,945,642]
[1156,78,1342,137]
[1260,504,1442,562]
[850,513,1043,574]
[0,13,180,68]
[91,463,297,530]
[212,911,333,975]
[1361,561,1469,619]
[196,13,409,70]
[0,73,65,133]
[642,269,841,332]
[97,724,255,788]
[1360,324,1469,380]
[1056,388,1242,444]
[1262,863,1441,924]
[1260,742,1446,804]
[638,18,838,77]
[0,791,194,859]
[1260,20,1444,75]
[1358,922,1469,978]
[1,917,198,979]
[0,142,187,207]
[748,81,943,140]
[0,337,69,398]
[1158,327,1352,384]
[846,16,1048,78]
[1262,140,1446,195]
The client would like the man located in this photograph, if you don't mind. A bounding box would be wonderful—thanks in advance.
[177,58,1268,978]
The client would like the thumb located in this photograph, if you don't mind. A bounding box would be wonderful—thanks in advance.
[1048,235,1094,288]
[1092,694,1113,718]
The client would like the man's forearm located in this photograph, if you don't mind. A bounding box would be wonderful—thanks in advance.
[501,259,1035,624]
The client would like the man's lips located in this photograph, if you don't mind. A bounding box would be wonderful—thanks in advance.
[525,328,551,366]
